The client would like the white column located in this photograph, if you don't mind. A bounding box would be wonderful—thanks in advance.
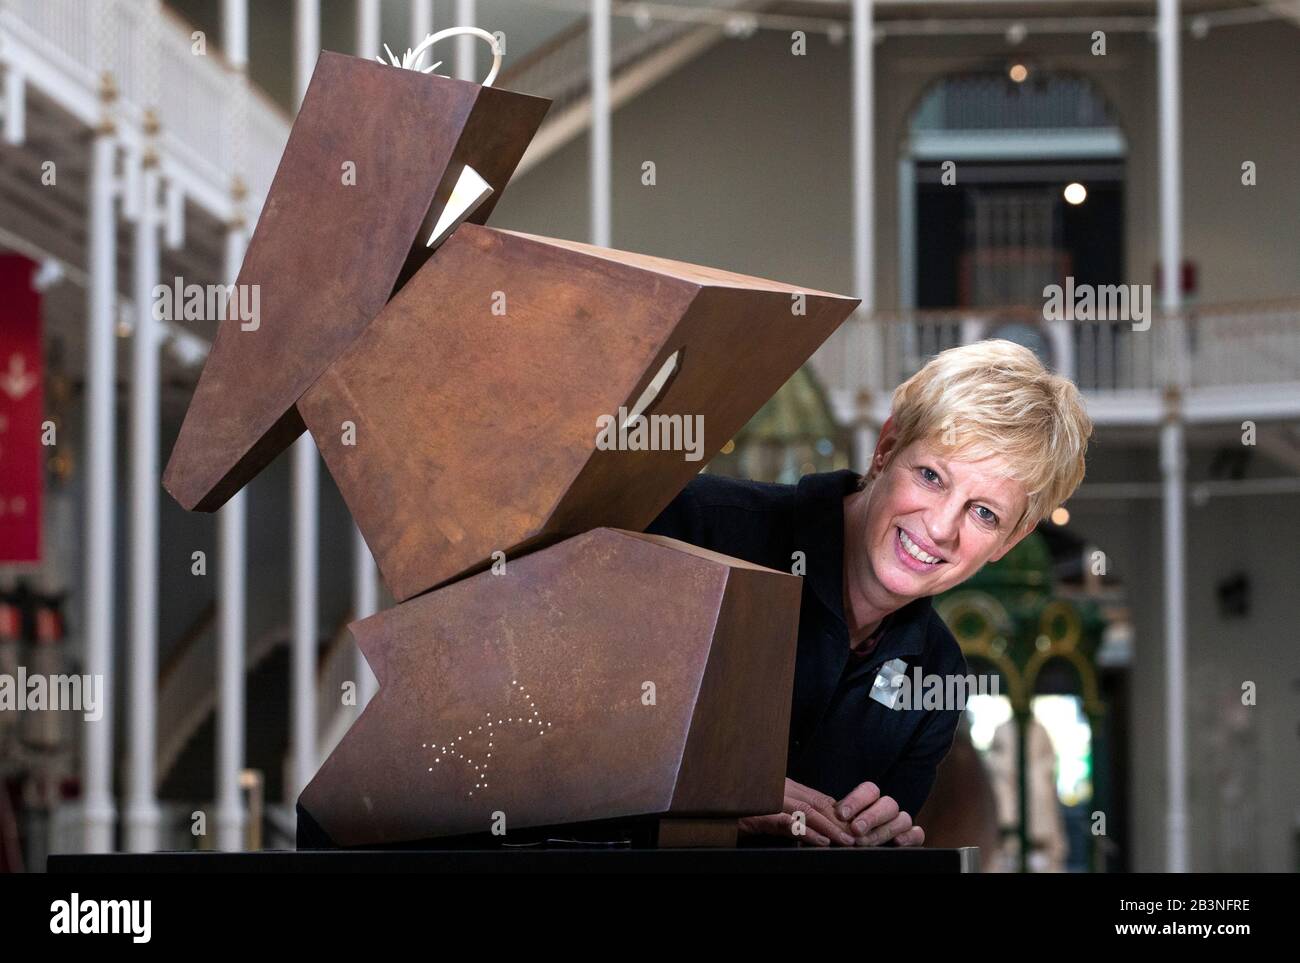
[215,0,252,856]
[1158,1,1182,321]
[83,120,118,854]
[1159,414,1187,873]
[959,317,984,346]
[455,0,477,80]
[215,224,249,852]
[896,155,919,377]
[2,62,25,146]
[1047,319,1076,381]
[1157,0,1188,874]
[852,0,875,322]
[290,437,319,802]
[222,0,248,69]
[353,527,380,707]
[590,0,611,248]
[124,152,162,854]
[292,0,321,808]
[896,155,913,315]
[352,3,384,715]
[851,0,877,474]
[216,491,248,850]
[411,0,434,50]
[357,0,381,59]
[294,0,320,111]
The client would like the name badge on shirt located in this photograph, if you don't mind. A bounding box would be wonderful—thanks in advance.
[869,658,910,710]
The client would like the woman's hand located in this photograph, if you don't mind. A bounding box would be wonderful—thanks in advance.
[835,780,925,847]
[738,778,925,847]
[737,778,857,846]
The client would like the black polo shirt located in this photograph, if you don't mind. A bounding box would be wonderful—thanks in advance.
[645,468,967,817]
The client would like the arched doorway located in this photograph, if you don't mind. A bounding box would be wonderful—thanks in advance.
[931,530,1125,872]
[899,69,1128,380]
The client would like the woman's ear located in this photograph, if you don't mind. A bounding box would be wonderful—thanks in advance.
[868,415,899,481]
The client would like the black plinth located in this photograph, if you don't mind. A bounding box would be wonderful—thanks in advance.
[49,847,978,874]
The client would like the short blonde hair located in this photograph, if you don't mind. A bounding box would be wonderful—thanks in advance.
[861,339,1093,536]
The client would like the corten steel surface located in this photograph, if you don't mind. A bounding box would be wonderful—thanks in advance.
[297,528,802,848]
[162,51,549,512]
[298,222,859,601]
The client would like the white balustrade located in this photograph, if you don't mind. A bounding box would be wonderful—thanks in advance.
[4,0,290,221]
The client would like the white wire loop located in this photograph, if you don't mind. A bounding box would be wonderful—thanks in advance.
[377,26,503,87]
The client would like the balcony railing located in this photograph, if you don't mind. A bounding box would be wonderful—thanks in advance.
[815,299,1300,400]
[4,0,290,209]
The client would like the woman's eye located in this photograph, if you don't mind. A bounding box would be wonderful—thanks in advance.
[919,467,940,484]
[975,506,998,526]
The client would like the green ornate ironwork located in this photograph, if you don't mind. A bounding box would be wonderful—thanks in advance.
[936,532,1108,872]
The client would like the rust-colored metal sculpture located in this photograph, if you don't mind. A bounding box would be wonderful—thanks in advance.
[162,52,549,512]
[298,223,858,600]
[297,528,801,847]
[162,39,865,849]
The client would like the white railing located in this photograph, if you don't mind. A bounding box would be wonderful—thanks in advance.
[6,0,93,75]
[816,300,1300,399]
[5,0,290,216]
[1071,318,1162,392]
[109,0,146,105]
[1188,301,1300,391]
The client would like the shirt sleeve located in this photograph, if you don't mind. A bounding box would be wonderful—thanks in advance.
[877,701,962,818]
[644,478,708,545]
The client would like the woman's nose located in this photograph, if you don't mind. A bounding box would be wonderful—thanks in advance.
[925,497,963,546]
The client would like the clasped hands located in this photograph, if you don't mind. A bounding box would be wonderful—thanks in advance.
[738,777,925,847]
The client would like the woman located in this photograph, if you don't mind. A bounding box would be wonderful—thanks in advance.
[646,338,1093,847]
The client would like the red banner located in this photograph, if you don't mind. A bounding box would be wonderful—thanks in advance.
[0,254,43,563]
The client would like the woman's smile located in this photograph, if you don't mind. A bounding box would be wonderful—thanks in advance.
[893,525,946,572]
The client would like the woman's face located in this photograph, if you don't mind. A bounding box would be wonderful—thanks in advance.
[847,428,1031,607]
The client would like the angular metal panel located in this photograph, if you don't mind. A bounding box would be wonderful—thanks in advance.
[297,528,801,847]
[163,52,549,512]
[299,223,858,600]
